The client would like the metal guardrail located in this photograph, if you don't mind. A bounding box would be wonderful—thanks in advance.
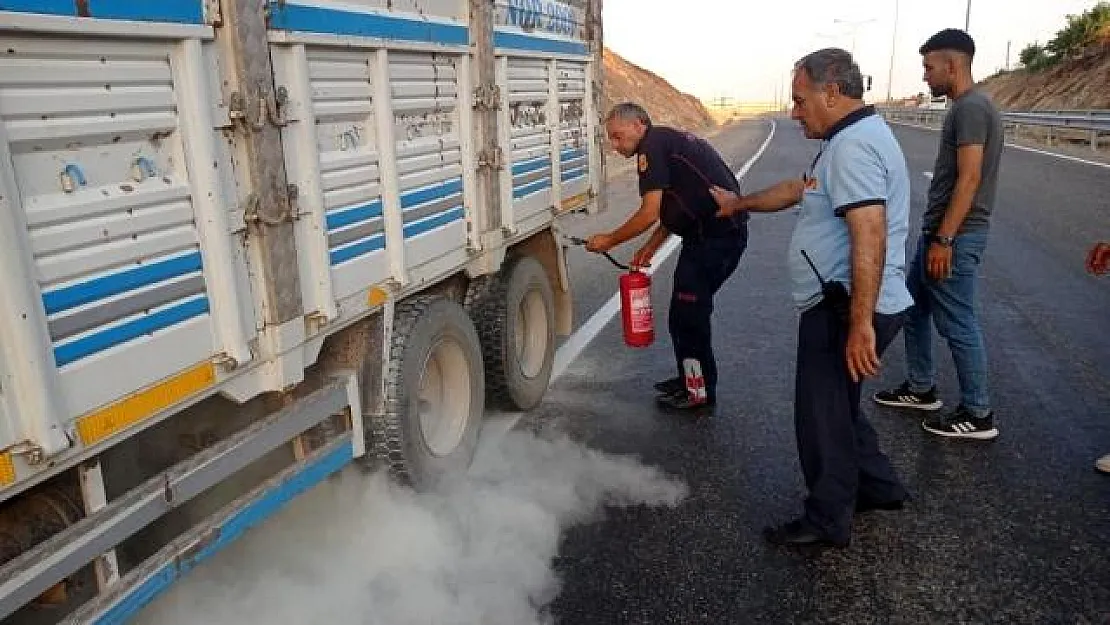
[879,107,1110,152]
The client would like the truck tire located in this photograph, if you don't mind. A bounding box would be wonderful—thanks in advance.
[372,295,484,490]
[466,256,555,411]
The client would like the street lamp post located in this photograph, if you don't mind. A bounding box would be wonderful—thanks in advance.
[886,0,899,102]
[965,0,971,31]
[833,17,877,57]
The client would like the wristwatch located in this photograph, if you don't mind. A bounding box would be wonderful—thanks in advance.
[931,234,954,247]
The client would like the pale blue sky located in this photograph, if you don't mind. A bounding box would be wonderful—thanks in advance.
[602,0,1098,103]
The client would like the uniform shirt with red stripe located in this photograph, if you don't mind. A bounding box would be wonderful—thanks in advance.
[635,126,747,239]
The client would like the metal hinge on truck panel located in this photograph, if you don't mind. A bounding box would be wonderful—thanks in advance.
[204,0,223,26]
[476,145,504,171]
[228,86,290,131]
[473,84,502,111]
[242,183,299,227]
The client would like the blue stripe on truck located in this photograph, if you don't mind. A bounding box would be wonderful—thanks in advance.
[400,177,464,210]
[403,207,464,239]
[267,2,468,46]
[330,233,386,266]
[325,199,384,231]
[513,179,551,199]
[0,0,205,24]
[92,440,354,625]
[53,296,210,367]
[494,30,588,56]
[42,252,204,316]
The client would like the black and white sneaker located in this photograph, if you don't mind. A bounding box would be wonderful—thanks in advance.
[653,377,684,395]
[873,382,943,411]
[922,406,999,440]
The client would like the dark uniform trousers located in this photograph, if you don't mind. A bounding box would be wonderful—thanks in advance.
[795,301,908,543]
[668,230,747,402]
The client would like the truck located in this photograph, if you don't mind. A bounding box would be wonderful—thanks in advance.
[0,0,604,621]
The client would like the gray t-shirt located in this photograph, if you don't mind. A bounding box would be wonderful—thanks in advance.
[924,89,1003,233]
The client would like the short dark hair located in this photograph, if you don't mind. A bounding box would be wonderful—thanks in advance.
[606,102,652,127]
[920,29,975,58]
[795,48,865,99]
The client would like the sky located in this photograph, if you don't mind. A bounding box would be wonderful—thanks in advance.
[602,0,1099,104]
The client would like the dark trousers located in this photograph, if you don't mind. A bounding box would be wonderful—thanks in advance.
[795,302,908,543]
[668,233,746,401]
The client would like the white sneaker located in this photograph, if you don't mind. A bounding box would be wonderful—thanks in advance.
[1096,454,1110,475]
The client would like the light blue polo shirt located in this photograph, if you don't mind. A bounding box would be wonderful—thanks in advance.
[787,106,914,314]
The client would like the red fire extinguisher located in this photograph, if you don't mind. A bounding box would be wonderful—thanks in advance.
[568,236,655,347]
[619,269,654,348]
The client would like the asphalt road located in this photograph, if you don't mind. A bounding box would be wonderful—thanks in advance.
[527,117,1110,624]
[133,118,1109,625]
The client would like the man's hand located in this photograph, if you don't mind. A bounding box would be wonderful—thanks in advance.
[927,242,953,281]
[585,233,616,253]
[632,244,657,269]
[845,321,880,383]
[709,186,743,217]
[1086,241,1110,276]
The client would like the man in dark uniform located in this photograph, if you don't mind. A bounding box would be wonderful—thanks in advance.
[586,102,747,413]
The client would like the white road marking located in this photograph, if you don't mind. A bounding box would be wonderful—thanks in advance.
[889,119,1110,170]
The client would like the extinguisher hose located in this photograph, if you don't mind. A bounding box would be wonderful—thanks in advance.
[565,236,631,271]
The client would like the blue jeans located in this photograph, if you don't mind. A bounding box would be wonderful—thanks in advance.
[904,232,991,412]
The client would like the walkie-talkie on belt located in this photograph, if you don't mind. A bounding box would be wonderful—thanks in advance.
[800,249,850,321]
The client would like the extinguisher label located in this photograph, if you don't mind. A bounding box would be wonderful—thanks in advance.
[629,287,653,334]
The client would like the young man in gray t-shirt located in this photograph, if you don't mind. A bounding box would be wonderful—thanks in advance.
[874,29,1003,440]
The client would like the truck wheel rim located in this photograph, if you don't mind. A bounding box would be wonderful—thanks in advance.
[418,337,471,457]
[514,287,548,380]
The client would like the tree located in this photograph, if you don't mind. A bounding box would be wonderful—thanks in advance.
[1046,2,1110,59]
[1019,2,1110,72]
[1019,42,1052,70]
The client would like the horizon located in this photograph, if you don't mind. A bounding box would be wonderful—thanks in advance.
[602,0,1101,104]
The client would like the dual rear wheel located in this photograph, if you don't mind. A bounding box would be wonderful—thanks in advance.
[364,256,556,489]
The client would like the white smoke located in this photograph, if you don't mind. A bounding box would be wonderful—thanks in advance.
[135,426,687,625]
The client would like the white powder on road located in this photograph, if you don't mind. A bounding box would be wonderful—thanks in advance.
[136,429,686,625]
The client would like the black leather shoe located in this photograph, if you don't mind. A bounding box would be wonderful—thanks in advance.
[855,498,906,514]
[655,391,715,413]
[763,519,848,549]
[653,377,684,395]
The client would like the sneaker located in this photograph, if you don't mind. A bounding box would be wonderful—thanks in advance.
[873,381,943,411]
[1096,453,1110,474]
[655,390,715,413]
[922,406,999,440]
[653,376,684,395]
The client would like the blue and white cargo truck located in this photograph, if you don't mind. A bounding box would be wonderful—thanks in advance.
[0,0,604,621]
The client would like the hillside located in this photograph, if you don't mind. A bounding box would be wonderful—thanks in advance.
[602,48,715,132]
[979,42,1110,109]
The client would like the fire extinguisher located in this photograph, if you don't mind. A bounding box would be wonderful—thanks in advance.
[568,236,655,348]
[619,269,654,347]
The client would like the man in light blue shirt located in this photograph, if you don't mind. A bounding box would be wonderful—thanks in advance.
[712,48,912,549]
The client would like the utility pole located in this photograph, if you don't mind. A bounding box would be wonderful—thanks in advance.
[1006,40,1012,70]
[965,0,971,31]
[834,18,877,57]
[886,0,900,103]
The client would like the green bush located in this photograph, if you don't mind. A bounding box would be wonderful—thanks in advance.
[1020,2,1110,71]
[1019,42,1053,70]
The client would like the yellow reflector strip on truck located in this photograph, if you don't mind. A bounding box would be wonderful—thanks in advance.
[77,362,215,446]
[560,193,589,212]
[0,453,15,487]
[367,286,389,308]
